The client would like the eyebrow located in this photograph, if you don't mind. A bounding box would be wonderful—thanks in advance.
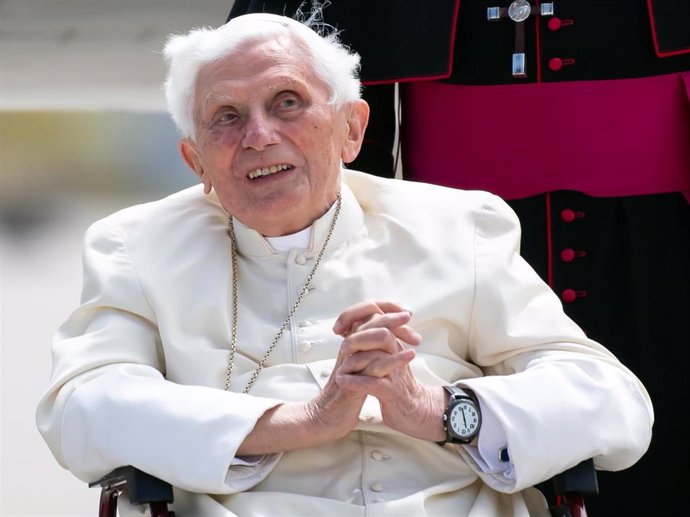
[202,93,236,112]
[200,77,309,115]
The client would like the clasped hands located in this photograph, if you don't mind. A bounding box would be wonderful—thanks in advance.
[238,300,447,456]
[316,300,446,443]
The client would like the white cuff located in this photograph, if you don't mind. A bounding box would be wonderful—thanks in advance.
[225,453,283,492]
[461,391,515,480]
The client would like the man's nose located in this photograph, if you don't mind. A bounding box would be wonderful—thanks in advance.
[241,113,280,151]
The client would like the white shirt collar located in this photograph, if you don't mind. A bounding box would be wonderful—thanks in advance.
[264,227,312,252]
[230,179,364,257]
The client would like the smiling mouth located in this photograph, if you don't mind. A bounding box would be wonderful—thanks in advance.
[247,164,292,180]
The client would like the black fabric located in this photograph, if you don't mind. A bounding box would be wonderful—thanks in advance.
[510,191,690,517]
[230,1,690,84]
[348,85,395,178]
[228,0,459,83]
[649,0,690,54]
[450,0,690,84]
[351,84,397,177]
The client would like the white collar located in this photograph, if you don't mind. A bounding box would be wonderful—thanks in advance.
[264,227,312,252]
[230,180,364,257]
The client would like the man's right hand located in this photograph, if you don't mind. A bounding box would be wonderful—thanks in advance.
[333,300,447,443]
[237,300,422,455]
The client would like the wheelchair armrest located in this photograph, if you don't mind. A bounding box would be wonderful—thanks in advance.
[548,459,598,517]
[552,458,599,496]
[89,465,174,505]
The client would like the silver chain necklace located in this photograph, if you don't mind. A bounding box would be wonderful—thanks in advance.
[224,193,342,393]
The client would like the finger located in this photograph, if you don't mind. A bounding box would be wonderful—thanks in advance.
[356,312,422,346]
[340,327,402,356]
[333,300,385,336]
[339,349,390,374]
[333,300,411,336]
[372,300,414,315]
[340,349,415,380]
[341,321,422,357]
[356,311,411,332]
[391,324,422,346]
[334,372,383,395]
[336,352,414,393]
[361,349,416,378]
[337,309,421,346]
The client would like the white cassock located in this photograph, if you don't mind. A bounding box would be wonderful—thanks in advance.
[36,169,652,516]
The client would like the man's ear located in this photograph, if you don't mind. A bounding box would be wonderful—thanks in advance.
[341,99,370,164]
[179,138,212,194]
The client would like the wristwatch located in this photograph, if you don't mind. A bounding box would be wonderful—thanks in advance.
[438,385,482,445]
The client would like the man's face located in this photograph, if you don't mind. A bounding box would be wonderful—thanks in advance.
[180,36,368,236]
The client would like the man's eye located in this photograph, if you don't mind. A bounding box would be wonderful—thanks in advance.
[218,112,237,123]
[277,96,300,110]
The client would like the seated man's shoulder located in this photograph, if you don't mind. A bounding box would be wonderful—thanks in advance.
[345,169,508,218]
[86,184,226,245]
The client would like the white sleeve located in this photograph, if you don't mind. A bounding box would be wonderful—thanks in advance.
[455,195,653,493]
[227,455,283,491]
[59,364,283,493]
[36,218,283,494]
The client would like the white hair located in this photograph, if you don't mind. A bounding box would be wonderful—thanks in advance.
[163,12,362,139]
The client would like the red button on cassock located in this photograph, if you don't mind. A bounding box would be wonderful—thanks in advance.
[548,17,562,31]
[549,57,563,71]
[561,248,576,262]
[561,209,575,222]
[562,289,577,303]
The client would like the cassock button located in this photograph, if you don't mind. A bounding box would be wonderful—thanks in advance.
[561,209,576,222]
[371,450,386,461]
[562,289,577,303]
[300,341,313,353]
[370,482,385,492]
[549,57,563,71]
[548,17,562,31]
[295,254,307,265]
[561,248,576,262]
[320,369,331,378]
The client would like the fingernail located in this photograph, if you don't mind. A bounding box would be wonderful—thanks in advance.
[402,348,416,360]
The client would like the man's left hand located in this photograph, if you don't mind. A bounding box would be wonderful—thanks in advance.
[333,300,447,442]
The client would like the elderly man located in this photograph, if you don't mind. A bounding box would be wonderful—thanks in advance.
[37,12,652,517]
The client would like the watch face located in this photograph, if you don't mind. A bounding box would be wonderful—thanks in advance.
[448,399,480,440]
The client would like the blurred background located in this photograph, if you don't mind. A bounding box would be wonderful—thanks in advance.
[1,1,233,515]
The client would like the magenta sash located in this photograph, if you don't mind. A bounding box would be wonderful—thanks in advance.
[401,72,690,201]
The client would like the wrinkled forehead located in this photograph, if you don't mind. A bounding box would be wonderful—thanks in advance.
[194,35,320,97]
[204,35,308,75]
[192,13,331,97]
